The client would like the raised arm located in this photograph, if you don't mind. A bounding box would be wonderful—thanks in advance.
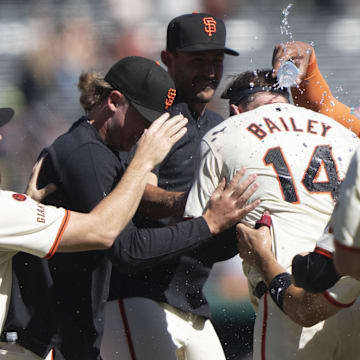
[54,113,188,251]
[272,41,360,137]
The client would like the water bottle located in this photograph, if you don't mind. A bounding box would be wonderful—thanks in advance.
[5,332,18,344]
[277,61,299,88]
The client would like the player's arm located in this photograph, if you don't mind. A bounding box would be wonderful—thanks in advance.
[50,113,189,252]
[237,221,342,327]
[272,41,360,137]
[108,169,260,271]
[137,175,188,219]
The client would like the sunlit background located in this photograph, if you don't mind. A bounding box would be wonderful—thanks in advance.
[1,0,359,358]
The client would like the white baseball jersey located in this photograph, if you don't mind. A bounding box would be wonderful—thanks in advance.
[330,144,360,249]
[0,190,70,333]
[185,103,360,359]
[186,103,359,296]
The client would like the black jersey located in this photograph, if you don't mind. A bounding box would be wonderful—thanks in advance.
[109,102,238,318]
[4,117,213,360]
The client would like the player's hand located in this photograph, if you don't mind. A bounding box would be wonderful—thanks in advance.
[134,113,188,169]
[272,41,314,86]
[25,155,56,202]
[236,211,274,269]
[202,168,260,234]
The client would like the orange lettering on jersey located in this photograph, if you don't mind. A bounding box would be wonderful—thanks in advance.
[290,117,303,132]
[247,123,267,140]
[264,117,281,133]
[307,119,318,135]
[279,117,289,131]
[37,204,46,223]
[203,17,217,37]
[321,123,332,137]
[165,88,176,109]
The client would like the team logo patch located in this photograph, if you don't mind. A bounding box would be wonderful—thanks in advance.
[12,193,27,201]
[165,88,176,109]
[203,17,217,37]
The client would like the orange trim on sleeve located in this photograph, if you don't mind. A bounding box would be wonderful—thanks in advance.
[291,51,360,137]
[314,246,333,259]
[335,239,360,253]
[322,290,356,308]
[45,209,71,259]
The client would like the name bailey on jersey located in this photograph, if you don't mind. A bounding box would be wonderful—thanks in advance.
[247,115,332,140]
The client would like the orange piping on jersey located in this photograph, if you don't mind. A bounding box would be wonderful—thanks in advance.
[261,293,268,360]
[314,247,333,259]
[45,209,71,259]
[118,299,137,360]
[322,290,356,308]
[291,51,360,138]
[334,239,360,253]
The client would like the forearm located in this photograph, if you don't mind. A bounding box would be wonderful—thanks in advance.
[292,51,360,137]
[138,184,187,219]
[90,153,153,240]
[107,216,212,272]
[254,253,329,327]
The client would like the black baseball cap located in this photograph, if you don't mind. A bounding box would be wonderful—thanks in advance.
[0,108,14,127]
[166,13,238,56]
[105,56,177,123]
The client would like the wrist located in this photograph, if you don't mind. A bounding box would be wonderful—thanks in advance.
[202,214,220,235]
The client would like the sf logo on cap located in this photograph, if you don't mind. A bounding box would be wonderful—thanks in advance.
[203,17,217,37]
[165,88,176,109]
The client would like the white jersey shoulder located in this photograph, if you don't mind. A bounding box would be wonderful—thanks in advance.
[0,190,68,260]
[331,145,360,248]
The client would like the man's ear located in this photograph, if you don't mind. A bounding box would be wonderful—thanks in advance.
[230,104,242,116]
[161,50,172,67]
[107,90,125,111]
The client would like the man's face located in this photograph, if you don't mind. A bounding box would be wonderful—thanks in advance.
[167,50,224,104]
[108,103,151,151]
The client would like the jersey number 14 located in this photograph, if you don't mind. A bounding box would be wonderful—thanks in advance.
[264,145,341,203]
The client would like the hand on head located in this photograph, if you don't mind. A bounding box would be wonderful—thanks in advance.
[134,113,188,169]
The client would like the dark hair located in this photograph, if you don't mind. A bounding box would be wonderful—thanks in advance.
[221,69,289,108]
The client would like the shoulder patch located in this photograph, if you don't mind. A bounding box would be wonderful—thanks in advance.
[12,193,27,202]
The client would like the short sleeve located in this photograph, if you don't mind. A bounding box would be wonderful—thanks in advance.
[324,276,360,307]
[184,139,222,217]
[332,146,360,249]
[0,191,70,259]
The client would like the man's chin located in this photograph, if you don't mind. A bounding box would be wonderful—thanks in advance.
[195,89,216,103]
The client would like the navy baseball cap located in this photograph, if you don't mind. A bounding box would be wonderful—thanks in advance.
[105,57,177,123]
[0,108,14,127]
[166,13,239,56]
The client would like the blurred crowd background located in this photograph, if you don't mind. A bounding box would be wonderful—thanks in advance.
[1,0,359,359]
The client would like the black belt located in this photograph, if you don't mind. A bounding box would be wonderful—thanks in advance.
[253,281,268,299]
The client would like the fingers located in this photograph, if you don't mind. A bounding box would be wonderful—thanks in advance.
[147,112,170,132]
[210,177,226,201]
[147,114,188,144]
[41,183,57,198]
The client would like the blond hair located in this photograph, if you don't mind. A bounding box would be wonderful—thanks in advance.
[78,72,113,113]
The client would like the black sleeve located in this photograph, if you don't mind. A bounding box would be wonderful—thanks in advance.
[292,251,340,293]
[107,216,212,272]
[192,226,238,264]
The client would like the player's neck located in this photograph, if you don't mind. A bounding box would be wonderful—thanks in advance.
[187,102,207,120]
